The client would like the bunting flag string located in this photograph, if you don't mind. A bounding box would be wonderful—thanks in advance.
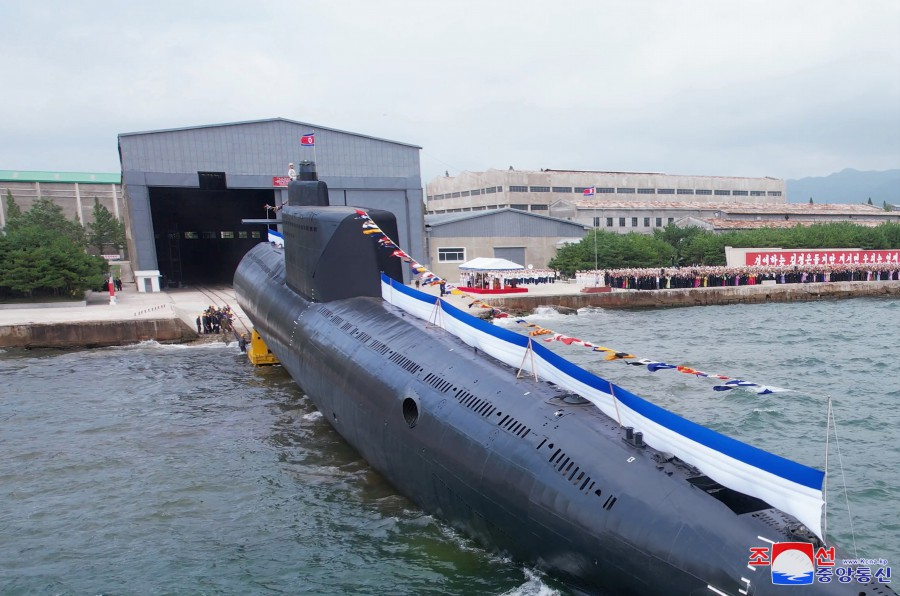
[353,209,788,395]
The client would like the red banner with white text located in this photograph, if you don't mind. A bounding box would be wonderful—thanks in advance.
[745,250,900,267]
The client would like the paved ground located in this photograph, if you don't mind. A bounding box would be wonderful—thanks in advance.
[0,285,253,336]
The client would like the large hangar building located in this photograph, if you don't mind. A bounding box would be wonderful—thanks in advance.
[119,118,424,291]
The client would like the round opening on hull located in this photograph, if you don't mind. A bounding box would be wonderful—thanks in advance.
[402,397,419,428]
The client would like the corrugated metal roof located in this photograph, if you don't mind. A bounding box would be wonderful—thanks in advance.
[702,218,886,229]
[451,168,781,181]
[569,199,885,214]
[0,170,121,184]
[118,117,422,149]
[425,207,588,228]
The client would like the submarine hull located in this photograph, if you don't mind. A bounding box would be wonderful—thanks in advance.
[234,240,883,596]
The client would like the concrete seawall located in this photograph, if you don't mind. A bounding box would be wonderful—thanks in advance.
[0,319,199,349]
[488,280,900,312]
[1,282,896,349]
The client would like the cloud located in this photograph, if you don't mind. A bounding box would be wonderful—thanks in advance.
[1,0,897,183]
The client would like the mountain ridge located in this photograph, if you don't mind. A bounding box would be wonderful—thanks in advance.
[786,168,900,204]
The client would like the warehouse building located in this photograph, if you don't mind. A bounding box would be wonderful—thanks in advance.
[119,118,424,291]
[426,168,898,234]
[424,208,588,281]
[426,168,786,215]
[550,200,900,232]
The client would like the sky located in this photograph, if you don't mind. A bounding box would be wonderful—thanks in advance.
[1,0,898,185]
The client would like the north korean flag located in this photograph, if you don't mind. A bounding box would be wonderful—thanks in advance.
[300,133,315,146]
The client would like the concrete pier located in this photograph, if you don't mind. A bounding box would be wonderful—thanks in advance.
[0,285,250,350]
[487,280,900,313]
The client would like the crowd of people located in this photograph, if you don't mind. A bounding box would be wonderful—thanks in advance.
[195,305,236,334]
[575,262,900,291]
[458,269,560,290]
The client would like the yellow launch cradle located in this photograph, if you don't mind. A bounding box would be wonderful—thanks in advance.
[247,329,280,366]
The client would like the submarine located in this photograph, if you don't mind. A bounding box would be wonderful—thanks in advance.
[234,164,895,595]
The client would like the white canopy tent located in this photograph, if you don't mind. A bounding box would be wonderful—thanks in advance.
[458,257,525,291]
[458,257,524,271]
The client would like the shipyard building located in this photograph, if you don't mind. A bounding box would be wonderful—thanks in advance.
[1,119,425,291]
[426,168,899,233]
[424,209,588,282]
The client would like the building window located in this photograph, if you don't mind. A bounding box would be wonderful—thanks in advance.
[495,186,503,192]
[750,190,766,196]
[184,232,198,239]
[438,247,465,262]
[618,217,626,227]
[509,185,528,192]
[593,217,601,227]
[655,217,662,227]
[631,217,638,227]
[221,231,235,239]
[732,190,749,196]
[768,191,782,197]
[510,204,528,210]
[597,187,615,193]
[552,186,573,193]
[461,191,470,196]
[695,189,712,195]
[251,231,261,238]
[638,188,655,194]
[238,231,248,238]
[530,186,550,192]
[451,192,461,198]
[531,204,548,211]
[677,189,694,195]
[606,217,614,227]
[617,187,636,194]
[202,231,216,239]
[714,190,731,196]
[574,187,592,194]
[657,188,675,194]
[667,217,674,224]
[485,187,497,194]
[643,217,650,227]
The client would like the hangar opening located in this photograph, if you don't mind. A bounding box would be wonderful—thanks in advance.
[149,184,272,287]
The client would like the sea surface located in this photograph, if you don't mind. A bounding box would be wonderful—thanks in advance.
[1,297,898,595]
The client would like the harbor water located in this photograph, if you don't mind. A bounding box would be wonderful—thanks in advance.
[1,297,897,594]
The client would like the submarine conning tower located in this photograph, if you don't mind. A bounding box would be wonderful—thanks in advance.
[281,161,404,303]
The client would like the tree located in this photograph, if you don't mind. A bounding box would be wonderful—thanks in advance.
[87,197,126,254]
[884,201,893,212]
[809,197,813,204]
[867,197,874,205]
[0,196,107,299]
[548,229,674,274]
[11,196,86,245]
[3,189,22,230]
